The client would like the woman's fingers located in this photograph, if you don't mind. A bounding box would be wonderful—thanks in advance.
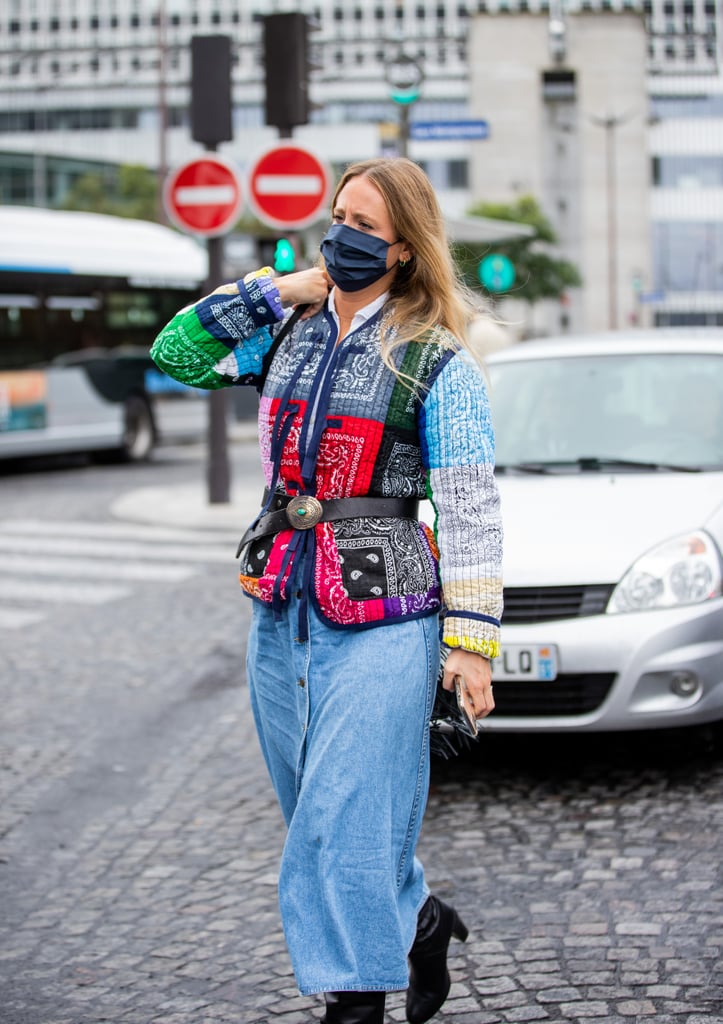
[443,649,495,719]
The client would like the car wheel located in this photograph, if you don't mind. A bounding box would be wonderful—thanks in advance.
[121,394,155,462]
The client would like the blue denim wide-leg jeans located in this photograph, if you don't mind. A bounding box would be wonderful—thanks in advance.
[246,590,439,995]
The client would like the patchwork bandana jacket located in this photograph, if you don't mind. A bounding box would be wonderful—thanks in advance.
[151,272,503,659]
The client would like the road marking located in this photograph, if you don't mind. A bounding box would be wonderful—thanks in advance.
[0,519,240,546]
[0,579,131,604]
[0,534,233,563]
[0,518,239,629]
[0,552,195,582]
[0,608,45,628]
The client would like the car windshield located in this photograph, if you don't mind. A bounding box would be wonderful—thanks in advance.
[488,351,723,471]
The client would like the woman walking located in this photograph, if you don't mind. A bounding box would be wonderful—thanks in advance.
[151,157,503,1023]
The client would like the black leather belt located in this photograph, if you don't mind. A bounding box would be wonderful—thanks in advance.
[236,493,419,556]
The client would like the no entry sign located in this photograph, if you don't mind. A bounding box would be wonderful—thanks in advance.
[248,145,331,230]
[164,155,243,237]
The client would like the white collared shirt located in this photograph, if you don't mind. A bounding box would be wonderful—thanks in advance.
[327,287,388,335]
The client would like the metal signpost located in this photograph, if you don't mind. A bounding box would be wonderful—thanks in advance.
[163,153,243,505]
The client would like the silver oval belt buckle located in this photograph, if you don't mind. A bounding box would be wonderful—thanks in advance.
[286,495,324,530]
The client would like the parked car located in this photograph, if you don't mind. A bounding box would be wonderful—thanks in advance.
[483,329,723,732]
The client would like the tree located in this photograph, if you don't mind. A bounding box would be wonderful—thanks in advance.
[455,195,582,305]
[60,164,158,221]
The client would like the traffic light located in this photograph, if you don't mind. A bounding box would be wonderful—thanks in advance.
[273,238,296,273]
[263,13,310,132]
[257,237,297,273]
[190,36,233,146]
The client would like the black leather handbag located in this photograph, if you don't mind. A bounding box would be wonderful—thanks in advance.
[429,647,480,760]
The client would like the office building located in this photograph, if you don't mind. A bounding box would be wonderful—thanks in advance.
[0,0,720,333]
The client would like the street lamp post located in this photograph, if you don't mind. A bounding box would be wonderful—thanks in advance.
[157,0,169,225]
[384,52,424,158]
[590,110,634,330]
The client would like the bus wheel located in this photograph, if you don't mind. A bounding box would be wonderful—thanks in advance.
[121,394,155,461]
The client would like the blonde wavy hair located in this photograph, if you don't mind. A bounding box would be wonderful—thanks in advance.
[325,157,487,376]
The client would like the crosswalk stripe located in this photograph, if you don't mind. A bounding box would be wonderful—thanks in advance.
[0,516,238,630]
[0,534,234,564]
[0,578,131,604]
[0,608,45,628]
[0,553,195,582]
[0,519,240,546]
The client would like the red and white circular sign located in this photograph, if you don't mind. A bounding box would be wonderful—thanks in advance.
[163,155,243,237]
[248,145,332,230]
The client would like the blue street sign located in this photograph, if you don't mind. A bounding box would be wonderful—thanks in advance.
[410,120,490,142]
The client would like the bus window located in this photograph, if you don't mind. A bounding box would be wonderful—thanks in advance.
[0,206,209,461]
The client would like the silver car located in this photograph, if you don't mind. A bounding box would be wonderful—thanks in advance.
[484,329,723,732]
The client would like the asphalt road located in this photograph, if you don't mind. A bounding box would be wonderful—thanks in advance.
[0,441,721,1024]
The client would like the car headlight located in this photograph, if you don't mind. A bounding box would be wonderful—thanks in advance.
[608,529,723,613]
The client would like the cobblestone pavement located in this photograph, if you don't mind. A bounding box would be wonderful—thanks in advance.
[0,467,722,1023]
[2,655,721,1024]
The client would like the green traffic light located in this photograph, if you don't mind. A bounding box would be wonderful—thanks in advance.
[274,238,296,273]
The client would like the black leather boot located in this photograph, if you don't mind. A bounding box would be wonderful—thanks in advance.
[323,990,386,1023]
[406,895,469,1024]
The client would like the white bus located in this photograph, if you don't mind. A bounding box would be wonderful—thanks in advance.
[0,206,209,461]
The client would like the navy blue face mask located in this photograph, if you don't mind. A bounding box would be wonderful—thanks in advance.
[320,223,397,292]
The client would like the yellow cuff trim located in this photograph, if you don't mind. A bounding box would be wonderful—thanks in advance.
[244,266,274,282]
[443,635,501,660]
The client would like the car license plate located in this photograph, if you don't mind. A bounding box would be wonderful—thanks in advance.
[493,644,558,681]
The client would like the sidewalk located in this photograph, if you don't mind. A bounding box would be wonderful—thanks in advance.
[111,481,261,532]
[111,424,265,532]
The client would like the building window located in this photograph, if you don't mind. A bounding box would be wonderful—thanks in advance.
[448,160,469,189]
[654,155,723,188]
[653,221,723,292]
[649,93,723,119]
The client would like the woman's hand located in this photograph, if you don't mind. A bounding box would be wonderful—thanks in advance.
[442,648,495,720]
[275,268,331,318]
